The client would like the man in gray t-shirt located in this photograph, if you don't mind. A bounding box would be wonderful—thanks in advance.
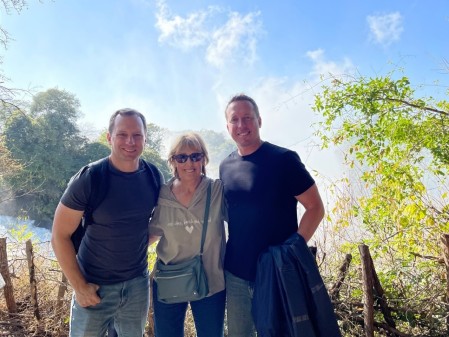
[51,108,161,337]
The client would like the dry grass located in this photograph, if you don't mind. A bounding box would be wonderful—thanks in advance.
[1,240,67,336]
[3,236,447,336]
[0,239,220,336]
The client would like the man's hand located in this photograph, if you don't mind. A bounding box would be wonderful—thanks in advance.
[74,282,101,307]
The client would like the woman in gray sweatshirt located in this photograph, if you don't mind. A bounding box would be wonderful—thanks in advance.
[149,132,227,337]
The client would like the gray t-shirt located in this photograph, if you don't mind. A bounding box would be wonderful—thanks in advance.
[61,159,159,284]
[149,177,227,295]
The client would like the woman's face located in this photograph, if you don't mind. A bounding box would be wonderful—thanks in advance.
[172,146,204,181]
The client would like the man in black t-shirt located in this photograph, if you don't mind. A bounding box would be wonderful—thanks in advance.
[51,108,161,337]
[219,94,325,337]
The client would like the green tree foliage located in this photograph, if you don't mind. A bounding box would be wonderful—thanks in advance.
[3,88,89,222]
[313,74,449,251]
[79,141,110,164]
[141,147,170,180]
[143,122,170,179]
[146,122,166,154]
[0,134,22,203]
[313,72,449,331]
[197,129,235,163]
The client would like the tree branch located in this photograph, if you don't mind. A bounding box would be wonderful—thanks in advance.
[384,97,449,117]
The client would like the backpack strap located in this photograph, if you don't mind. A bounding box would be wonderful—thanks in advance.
[142,159,164,205]
[71,157,109,253]
[83,157,110,227]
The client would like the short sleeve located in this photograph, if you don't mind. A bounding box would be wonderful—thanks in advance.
[281,150,315,197]
[60,167,92,211]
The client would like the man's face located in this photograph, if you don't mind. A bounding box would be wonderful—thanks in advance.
[226,100,262,155]
[107,114,146,163]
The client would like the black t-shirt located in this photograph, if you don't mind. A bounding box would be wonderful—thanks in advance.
[61,159,159,284]
[219,142,315,281]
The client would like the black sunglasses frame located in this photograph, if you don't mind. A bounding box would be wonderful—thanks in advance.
[172,152,204,163]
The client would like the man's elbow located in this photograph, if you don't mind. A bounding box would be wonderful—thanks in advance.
[51,219,72,251]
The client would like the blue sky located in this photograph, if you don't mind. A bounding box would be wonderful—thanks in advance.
[1,0,448,178]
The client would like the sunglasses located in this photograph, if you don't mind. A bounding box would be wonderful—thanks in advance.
[172,152,204,163]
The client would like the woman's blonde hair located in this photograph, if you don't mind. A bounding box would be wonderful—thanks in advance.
[168,132,209,178]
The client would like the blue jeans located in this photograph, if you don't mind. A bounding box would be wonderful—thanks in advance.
[152,281,225,337]
[225,270,257,337]
[69,273,150,337]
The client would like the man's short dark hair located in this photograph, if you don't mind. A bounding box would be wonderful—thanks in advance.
[109,108,147,134]
[225,94,260,119]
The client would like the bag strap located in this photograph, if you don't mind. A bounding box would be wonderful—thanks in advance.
[84,157,110,229]
[199,180,212,256]
[142,159,164,203]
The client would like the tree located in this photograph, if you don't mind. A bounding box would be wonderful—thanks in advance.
[312,71,449,332]
[79,141,110,164]
[143,122,171,179]
[147,122,167,154]
[197,129,235,161]
[141,147,170,180]
[313,73,449,250]
[197,129,235,178]
[0,134,22,203]
[3,88,89,223]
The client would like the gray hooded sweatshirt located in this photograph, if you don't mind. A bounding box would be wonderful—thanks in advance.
[149,176,226,295]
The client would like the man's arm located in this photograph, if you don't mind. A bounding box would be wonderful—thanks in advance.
[51,202,100,307]
[295,183,325,242]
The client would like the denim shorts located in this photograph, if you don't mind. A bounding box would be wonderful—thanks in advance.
[69,273,150,337]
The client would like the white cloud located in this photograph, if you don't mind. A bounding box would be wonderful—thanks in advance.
[306,48,354,79]
[155,0,262,68]
[155,0,215,49]
[367,12,403,46]
[206,11,261,68]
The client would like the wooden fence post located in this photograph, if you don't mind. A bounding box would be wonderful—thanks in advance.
[56,272,68,337]
[56,272,68,313]
[25,239,41,320]
[370,255,396,329]
[330,253,352,301]
[0,237,17,313]
[441,234,449,333]
[359,244,374,337]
